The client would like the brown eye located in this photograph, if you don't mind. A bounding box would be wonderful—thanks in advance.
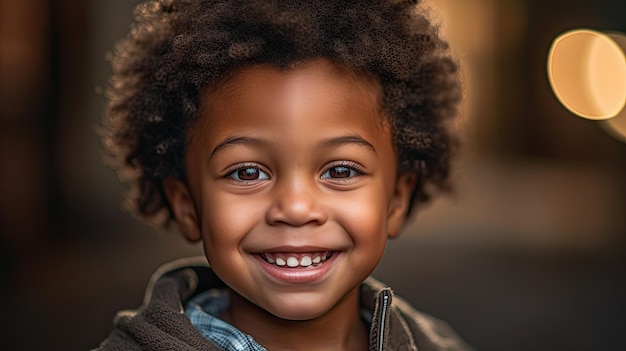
[328,166,351,178]
[238,168,259,180]
[321,164,361,180]
[228,167,269,181]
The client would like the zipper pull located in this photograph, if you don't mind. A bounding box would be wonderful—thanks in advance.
[376,289,392,351]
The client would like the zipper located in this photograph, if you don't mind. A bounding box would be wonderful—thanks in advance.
[377,290,391,351]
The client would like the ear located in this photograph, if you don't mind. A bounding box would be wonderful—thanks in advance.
[386,173,417,239]
[163,177,202,242]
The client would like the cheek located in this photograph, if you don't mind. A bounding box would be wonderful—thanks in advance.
[336,184,391,243]
[341,201,389,277]
[199,191,265,254]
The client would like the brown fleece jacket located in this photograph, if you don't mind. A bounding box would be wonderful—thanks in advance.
[94,257,473,351]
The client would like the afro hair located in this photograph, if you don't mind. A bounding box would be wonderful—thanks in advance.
[104,0,462,224]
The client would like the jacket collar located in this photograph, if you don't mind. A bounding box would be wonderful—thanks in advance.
[362,277,418,351]
[139,256,418,351]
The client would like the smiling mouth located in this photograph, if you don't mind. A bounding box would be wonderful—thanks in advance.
[259,251,334,268]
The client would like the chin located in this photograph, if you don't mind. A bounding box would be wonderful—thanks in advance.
[271,308,325,322]
[263,296,338,321]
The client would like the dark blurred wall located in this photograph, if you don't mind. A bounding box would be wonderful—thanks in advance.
[1,0,54,254]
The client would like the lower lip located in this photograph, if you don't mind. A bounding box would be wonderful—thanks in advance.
[253,253,340,283]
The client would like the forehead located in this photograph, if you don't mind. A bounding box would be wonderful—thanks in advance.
[211,59,380,100]
[193,59,391,148]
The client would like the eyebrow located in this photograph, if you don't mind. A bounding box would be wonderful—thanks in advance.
[209,134,377,159]
[210,136,266,159]
[319,135,377,155]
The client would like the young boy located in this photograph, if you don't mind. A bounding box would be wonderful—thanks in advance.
[97,0,470,350]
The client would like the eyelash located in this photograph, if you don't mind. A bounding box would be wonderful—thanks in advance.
[320,161,364,182]
[224,163,270,183]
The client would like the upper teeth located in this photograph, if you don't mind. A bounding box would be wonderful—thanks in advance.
[264,253,329,268]
[287,257,299,267]
[300,256,312,266]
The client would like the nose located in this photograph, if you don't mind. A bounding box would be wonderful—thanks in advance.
[265,177,328,227]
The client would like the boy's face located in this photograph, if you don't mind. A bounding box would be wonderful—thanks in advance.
[165,59,414,321]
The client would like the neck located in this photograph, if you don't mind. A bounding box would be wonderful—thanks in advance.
[221,287,369,351]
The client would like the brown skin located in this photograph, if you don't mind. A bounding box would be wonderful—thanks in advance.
[164,59,415,351]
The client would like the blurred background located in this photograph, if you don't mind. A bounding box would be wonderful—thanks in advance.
[1,0,624,350]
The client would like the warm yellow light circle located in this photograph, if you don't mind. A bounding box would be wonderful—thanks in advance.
[548,29,626,120]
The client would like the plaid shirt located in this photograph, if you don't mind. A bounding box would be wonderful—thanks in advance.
[185,289,267,351]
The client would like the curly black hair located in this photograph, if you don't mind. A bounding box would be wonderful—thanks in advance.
[104,0,462,224]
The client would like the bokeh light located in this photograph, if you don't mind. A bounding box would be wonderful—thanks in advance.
[548,29,626,120]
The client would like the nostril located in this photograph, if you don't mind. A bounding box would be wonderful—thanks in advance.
[265,200,327,226]
[265,181,329,226]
